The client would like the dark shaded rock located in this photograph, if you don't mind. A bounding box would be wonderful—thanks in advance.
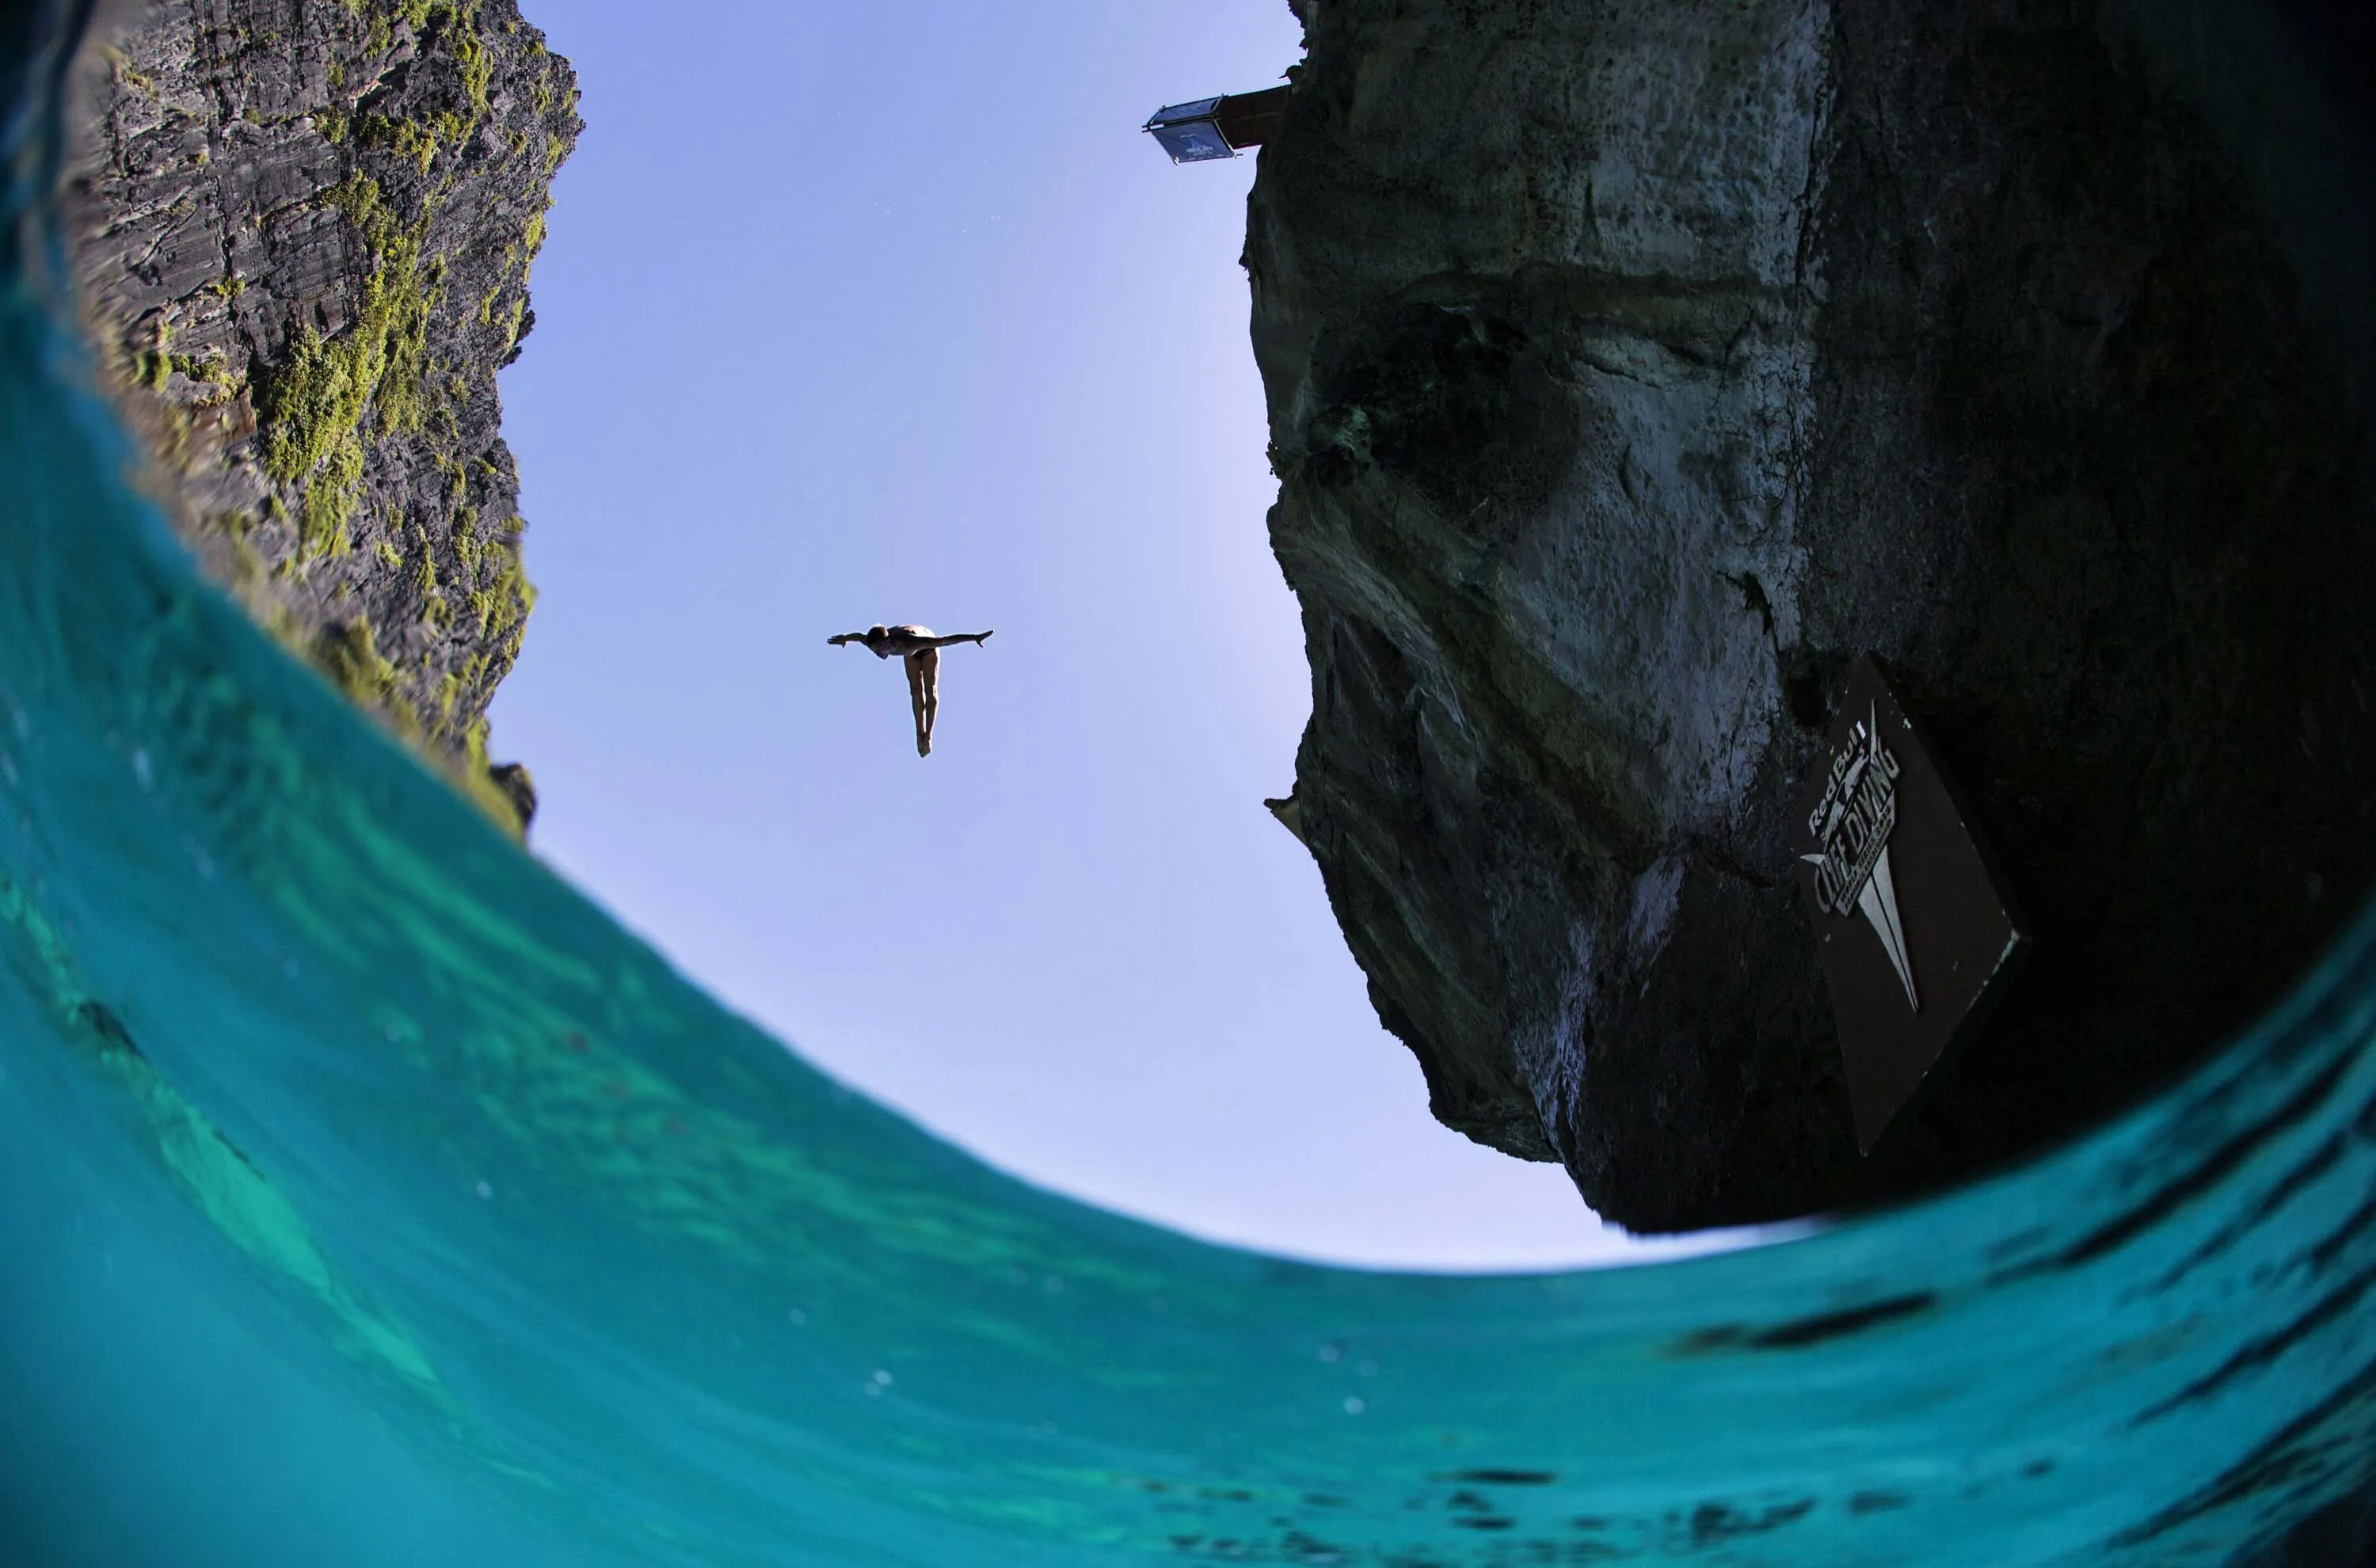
[63,0,579,787]
[1251,0,2376,1230]
[487,759,535,830]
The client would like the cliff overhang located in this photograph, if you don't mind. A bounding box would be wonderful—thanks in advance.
[1251,0,2376,1231]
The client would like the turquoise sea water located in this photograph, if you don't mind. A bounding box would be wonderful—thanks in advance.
[5,8,2375,1564]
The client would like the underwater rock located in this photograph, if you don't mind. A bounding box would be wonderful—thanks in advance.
[1251,0,2376,1230]
[63,0,580,769]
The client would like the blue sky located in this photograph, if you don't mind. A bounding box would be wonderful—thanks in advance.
[489,0,1756,1269]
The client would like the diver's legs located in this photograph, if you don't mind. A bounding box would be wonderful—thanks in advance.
[914,648,941,755]
[905,655,930,755]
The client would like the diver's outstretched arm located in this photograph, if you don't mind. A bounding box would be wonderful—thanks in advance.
[915,630,993,649]
[827,632,872,647]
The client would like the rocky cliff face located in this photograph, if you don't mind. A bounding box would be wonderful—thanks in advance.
[1251,0,2376,1231]
[65,0,578,816]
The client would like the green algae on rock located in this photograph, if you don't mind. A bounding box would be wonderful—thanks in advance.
[64,0,579,828]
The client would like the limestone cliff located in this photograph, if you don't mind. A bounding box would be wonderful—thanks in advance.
[64,0,579,819]
[1251,0,2376,1231]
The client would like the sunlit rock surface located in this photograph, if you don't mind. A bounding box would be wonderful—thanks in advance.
[1251,0,2376,1231]
[63,0,579,786]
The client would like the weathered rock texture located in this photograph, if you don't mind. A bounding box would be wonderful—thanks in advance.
[1251,0,2376,1231]
[64,0,578,812]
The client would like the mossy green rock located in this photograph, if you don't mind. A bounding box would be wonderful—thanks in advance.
[65,0,579,771]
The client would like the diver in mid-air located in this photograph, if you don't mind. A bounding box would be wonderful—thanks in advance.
[828,625,995,757]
